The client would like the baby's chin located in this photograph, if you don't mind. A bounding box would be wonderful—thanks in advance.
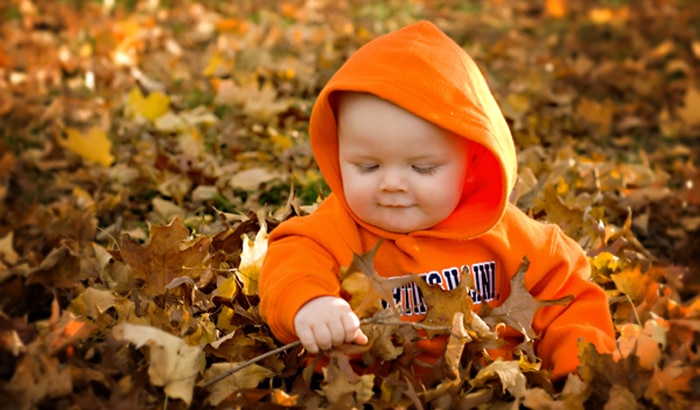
[371,218,437,234]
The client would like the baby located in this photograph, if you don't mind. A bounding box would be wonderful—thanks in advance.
[259,20,615,381]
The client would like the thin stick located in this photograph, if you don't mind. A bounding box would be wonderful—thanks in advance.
[202,340,301,388]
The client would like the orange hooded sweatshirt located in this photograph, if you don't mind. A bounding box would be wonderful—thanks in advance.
[259,21,615,380]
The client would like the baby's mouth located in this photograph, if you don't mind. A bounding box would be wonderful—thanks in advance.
[379,203,411,208]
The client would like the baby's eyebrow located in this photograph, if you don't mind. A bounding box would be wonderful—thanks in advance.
[407,154,447,162]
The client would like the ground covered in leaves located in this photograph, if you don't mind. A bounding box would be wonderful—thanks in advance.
[1,0,699,408]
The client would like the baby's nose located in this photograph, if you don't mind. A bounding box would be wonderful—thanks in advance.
[379,169,407,192]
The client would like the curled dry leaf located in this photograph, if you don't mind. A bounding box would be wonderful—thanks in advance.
[113,323,205,406]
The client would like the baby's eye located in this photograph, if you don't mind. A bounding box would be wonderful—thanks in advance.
[355,164,379,173]
[412,165,438,175]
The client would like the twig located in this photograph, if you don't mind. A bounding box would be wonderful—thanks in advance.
[361,317,451,334]
[202,315,455,388]
[625,294,643,327]
[201,340,301,388]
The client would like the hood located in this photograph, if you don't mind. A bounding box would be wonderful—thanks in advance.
[309,20,517,240]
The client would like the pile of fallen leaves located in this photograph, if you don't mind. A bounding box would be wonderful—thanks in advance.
[0,0,699,408]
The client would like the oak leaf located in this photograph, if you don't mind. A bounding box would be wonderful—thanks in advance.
[479,257,573,342]
[413,266,474,338]
[340,240,415,318]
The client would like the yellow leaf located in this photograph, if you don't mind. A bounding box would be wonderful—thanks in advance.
[60,126,114,167]
[216,307,236,333]
[236,221,268,295]
[610,264,651,304]
[127,87,170,122]
[589,251,621,275]
[216,275,239,299]
[185,316,218,346]
[203,51,235,77]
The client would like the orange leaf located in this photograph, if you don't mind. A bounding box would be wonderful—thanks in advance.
[545,0,568,18]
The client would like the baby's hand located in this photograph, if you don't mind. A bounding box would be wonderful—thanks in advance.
[294,296,369,354]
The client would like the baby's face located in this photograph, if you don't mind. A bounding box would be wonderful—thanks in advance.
[337,93,469,233]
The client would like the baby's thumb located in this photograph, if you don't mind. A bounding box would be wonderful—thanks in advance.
[353,328,369,345]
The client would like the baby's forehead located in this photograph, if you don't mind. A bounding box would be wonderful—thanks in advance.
[332,91,381,117]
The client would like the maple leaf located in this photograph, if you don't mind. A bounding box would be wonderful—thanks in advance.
[576,339,653,404]
[120,217,211,298]
[479,257,574,342]
[610,264,653,304]
[126,87,170,122]
[59,126,115,167]
[614,319,668,370]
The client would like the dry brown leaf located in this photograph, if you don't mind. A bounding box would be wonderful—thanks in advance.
[321,351,375,406]
[413,266,474,339]
[471,359,527,399]
[119,217,211,298]
[340,240,416,317]
[202,362,274,406]
[113,323,205,406]
[479,257,573,342]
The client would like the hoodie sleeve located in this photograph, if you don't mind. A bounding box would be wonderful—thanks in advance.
[525,221,616,380]
[258,197,359,343]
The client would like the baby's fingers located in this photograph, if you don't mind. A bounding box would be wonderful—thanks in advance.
[297,327,321,354]
[341,312,363,344]
[313,325,335,351]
